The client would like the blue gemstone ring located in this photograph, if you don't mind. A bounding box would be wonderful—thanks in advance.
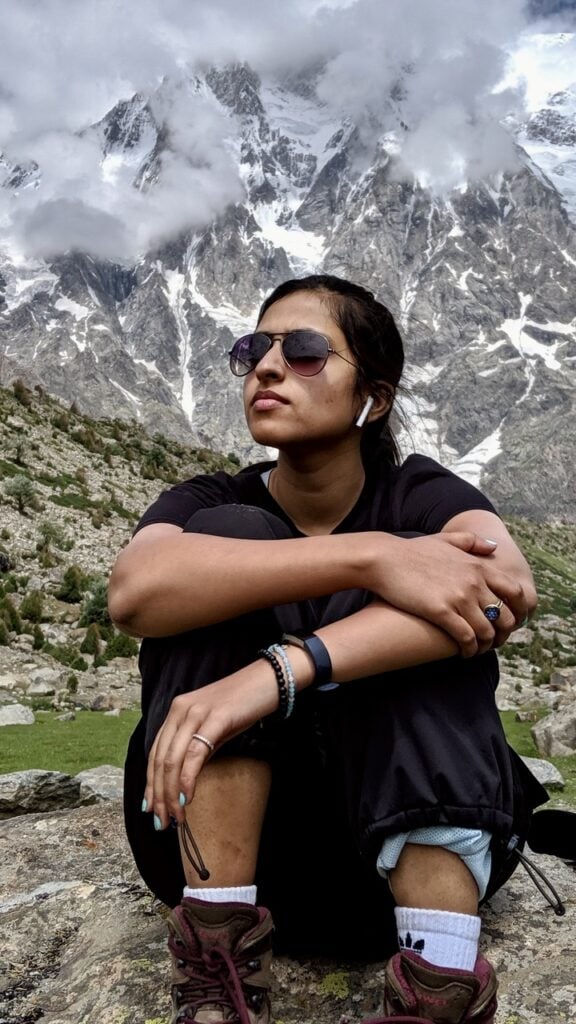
[484,600,503,622]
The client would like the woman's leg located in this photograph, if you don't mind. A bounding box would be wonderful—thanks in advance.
[124,506,332,1024]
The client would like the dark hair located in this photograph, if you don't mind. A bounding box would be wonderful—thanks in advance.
[258,274,405,463]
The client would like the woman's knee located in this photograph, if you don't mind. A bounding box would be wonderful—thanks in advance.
[183,504,294,542]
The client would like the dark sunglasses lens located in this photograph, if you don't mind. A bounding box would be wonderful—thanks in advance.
[283,331,329,376]
[229,334,270,376]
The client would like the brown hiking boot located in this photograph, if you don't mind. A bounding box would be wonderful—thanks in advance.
[167,898,273,1024]
[375,951,498,1023]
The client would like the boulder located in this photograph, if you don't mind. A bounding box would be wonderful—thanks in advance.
[0,703,35,726]
[56,711,76,722]
[0,804,575,1024]
[0,770,80,818]
[521,756,565,791]
[75,765,124,804]
[30,667,64,688]
[0,672,22,691]
[90,693,118,712]
[28,680,56,697]
[532,707,576,757]
[549,668,576,691]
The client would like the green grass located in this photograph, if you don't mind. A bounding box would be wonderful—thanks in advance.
[0,708,574,809]
[0,709,140,776]
[500,710,576,808]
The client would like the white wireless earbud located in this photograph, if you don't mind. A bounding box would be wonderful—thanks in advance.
[355,395,374,428]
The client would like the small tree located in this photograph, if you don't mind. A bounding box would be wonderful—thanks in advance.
[20,590,44,623]
[13,378,32,408]
[0,618,9,645]
[32,624,45,650]
[5,475,38,515]
[0,595,21,633]
[104,630,139,660]
[80,622,101,656]
[55,565,89,603]
[79,579,111,628]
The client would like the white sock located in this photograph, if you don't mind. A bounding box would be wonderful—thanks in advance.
[395,907,480,971]
[183,885,257,905]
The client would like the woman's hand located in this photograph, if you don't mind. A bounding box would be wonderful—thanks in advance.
[142,655,308,829]
[363,530,530,658]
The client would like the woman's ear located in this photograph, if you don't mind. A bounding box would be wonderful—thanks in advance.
[356,385,393,427]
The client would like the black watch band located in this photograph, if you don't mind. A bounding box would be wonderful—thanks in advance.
[281,632,333,688]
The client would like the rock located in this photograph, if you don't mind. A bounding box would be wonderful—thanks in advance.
[90,693,118,712]
[532,707,576,757]
[0,803,575,1023]
[104,707,121,717]
[0,672,21,691]
[56,711,76,721]
[0,770,80,817]
[549,668,576,691]
[30,667,64,688]
[75,765,124,804]
[521,756,565,791]
[515,709,539,723]
[28,680,56,697]
[0,703,35,726]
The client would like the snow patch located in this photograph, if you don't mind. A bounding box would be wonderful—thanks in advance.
[452,425,503,487]
[55,296,90,321]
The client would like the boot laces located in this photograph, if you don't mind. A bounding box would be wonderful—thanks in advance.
[171,936,261,1024]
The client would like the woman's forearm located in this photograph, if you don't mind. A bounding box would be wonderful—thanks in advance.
[314,599,459,682]
[109,529,377,637]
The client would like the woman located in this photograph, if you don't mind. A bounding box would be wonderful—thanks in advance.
[109,275,546,1024]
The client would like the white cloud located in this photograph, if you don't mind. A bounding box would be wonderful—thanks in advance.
[0,0,550,260]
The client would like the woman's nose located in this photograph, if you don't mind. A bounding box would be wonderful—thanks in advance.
[254,337,285,379]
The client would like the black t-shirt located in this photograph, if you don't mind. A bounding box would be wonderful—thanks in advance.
[135,453,497,538]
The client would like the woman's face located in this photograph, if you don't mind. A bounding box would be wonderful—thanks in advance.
[242,290,362,451]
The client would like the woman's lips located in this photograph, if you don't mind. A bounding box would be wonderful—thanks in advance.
[252,391,288,411]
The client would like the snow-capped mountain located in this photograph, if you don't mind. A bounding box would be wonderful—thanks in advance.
[1,38,575,521]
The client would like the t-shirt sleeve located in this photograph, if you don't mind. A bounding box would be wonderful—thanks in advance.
[134,471,237,534]
[389,455,498,534]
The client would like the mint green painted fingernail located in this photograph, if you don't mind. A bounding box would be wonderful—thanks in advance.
[179,792,187,807]
[154,814,163,831]
[141,798,148,812]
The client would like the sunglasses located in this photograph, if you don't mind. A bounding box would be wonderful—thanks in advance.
[228,330,356,377]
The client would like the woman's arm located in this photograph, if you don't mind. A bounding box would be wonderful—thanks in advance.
[146,598,459,826]
[109,521,529,654]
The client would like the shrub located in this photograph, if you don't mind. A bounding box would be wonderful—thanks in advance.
[105,630,139,660]
[32,624,45,650]
[13,378,32,408]
[52,412,70,432]
[0,595,21,633]
[80,622,101,656]
[5,474,39,515]
[19,590,44,623]
[0,619,9,645]
[79,579,111,628]
[0,552,14,574]
[66,674,79,694]
[38,521,69,551]
[44,642,88,671]
[55,565,89,603]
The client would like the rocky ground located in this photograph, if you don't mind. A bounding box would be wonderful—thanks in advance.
[0,802,574,1024]
[2,383,576,1022]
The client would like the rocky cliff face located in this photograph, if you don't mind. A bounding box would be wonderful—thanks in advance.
[1,42,575,520]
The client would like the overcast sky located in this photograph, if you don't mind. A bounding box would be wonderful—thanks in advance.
[0,0,573,262]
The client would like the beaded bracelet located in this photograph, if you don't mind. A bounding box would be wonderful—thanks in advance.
[268,643,296,718]
[258,647,289,719]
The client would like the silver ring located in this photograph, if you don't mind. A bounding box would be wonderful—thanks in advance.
[483,599,503,623]
[191,733,215,753]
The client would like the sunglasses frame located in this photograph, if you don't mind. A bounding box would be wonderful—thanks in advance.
[228,330,356,377]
